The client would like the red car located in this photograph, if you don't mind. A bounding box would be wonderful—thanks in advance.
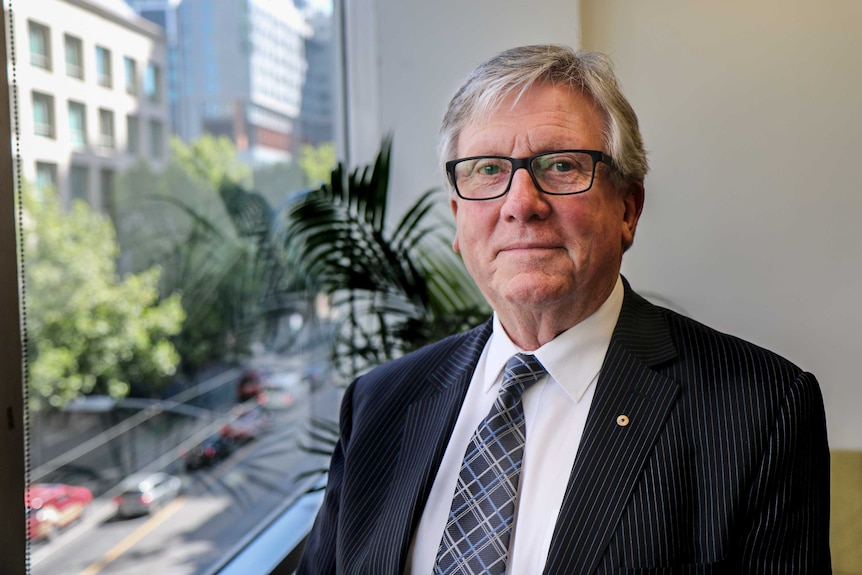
[26,483,93,541]
[237,369,265,402]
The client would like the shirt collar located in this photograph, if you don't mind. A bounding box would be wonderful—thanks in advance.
[484,275,624,403]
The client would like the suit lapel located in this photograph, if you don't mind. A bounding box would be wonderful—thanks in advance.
[372,321,492,572]
[544,282,680,574]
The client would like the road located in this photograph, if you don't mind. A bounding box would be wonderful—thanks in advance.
[30,382,342,575]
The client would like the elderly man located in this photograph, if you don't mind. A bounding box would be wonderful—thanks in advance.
[297,45,830,574]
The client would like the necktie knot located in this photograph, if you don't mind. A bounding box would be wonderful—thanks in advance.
[501,353,546,396]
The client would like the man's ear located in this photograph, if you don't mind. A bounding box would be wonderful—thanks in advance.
[622,181,644,251]
[450,197,461,253]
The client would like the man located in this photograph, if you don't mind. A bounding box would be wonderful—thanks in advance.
[298,45,830,574]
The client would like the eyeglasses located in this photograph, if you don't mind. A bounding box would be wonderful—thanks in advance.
[445,149,616,201]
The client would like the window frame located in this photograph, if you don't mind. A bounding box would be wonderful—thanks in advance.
[1,1,350,572]
[95,44,112,88]
[28,19,51,70]
[64,33,83,80]
[68,100,87,148]
[32,91,55,138]
[0,6,28,574]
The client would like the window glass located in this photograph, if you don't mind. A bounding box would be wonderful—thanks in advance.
[68,101,86,148]
[35,162,58,197]
[148,118,163,159]
[69,163,89,204]
[10,1,343,574]
[29,20,51,70]
[95,45,112,88]
[126,114,139,156]
[64,34,83,79]
[124,56,138,95]
[144,61,160,102]
[32,91,55,138]
[98,108,115,149]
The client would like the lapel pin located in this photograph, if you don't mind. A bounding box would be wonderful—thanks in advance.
[616,414,630,427]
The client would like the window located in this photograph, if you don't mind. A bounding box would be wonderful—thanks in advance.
[148,118,163,159]
[98,108,114,149]
[8,2,341,574]
[35,162,57,196]
[95,45,112,87]
[68,101,87,148]
[100,168,115,219]
[144,61,161,102]
[29,21,51,70]
[126,114,139,155]
[124,56,137,95]
[64,34,83,79]
[32,92,55,138]
[69,164,89,204]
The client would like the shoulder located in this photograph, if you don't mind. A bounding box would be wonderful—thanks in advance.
[348,319,492,405]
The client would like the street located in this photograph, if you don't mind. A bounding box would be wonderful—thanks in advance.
[29,381,342,575]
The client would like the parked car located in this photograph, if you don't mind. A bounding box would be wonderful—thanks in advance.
[222,405,272,443]
[113,472,182,518]
[237,369,265,402]
[257,371,303,410]
[183,433,234,471]
[26,483,93,541]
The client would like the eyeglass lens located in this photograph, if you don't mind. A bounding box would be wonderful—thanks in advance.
[452,151,598,199]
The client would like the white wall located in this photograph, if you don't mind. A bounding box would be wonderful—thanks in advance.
[343,0,582,218]
[344,0,862,448]
[582,0,862,448]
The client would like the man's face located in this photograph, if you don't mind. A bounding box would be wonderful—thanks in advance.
[451,82,643,328]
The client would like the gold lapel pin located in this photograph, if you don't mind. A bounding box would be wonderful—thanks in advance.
[616,414,630,427]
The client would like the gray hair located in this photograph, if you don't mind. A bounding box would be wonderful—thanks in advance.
[439,44,648,189]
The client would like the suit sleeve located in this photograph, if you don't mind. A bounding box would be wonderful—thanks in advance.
[296,380,356,575]
[738,370,832,573]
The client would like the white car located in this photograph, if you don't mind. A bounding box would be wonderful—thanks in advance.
[113,472,182,518]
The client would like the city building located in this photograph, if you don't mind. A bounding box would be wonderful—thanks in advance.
[128,0,312,166]
[298,6,335,146]
[11,0,169,214]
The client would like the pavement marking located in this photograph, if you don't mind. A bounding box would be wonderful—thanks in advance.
[77,497,186,575]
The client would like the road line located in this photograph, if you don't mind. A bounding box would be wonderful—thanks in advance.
[77,497,186,575]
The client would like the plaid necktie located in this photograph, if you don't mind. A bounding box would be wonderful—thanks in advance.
[434,353,547,575]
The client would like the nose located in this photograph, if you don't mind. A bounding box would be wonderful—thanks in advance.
[501,167,550,221]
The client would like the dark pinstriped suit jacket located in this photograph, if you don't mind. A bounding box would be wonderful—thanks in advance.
[298,279,831,574]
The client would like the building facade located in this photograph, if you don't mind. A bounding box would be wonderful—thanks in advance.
[12,0,169,214]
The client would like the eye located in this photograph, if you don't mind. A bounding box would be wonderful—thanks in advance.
[474,158,507,176]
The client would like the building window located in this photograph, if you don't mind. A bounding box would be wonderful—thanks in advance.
[126,114,139,156]
[99,108,115,149]
[148,119,163,159]
[100,168,116,219]
[124,56,137,95]
[28,21,51,70]
[144,62,161,103]
[35,162,57,197]
[68,101,87,148]
[69,164,89,204]
[64,34,84,79]
[96,45,112,88]
[32,91,55,138]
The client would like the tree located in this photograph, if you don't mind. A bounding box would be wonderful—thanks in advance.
[298,142,337,188]
[114,138,264,370]
[23,190,184,410]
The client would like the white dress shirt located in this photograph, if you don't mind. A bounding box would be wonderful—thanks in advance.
[406,276,624,574]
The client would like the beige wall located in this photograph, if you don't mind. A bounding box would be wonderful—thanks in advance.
[582,0,862,450]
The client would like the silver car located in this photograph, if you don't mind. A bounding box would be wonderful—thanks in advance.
[113,472,182,518]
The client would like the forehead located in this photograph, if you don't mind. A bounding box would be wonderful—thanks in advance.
[457,83,607,157]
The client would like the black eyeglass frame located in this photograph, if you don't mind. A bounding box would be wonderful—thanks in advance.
[445,149,617,201]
